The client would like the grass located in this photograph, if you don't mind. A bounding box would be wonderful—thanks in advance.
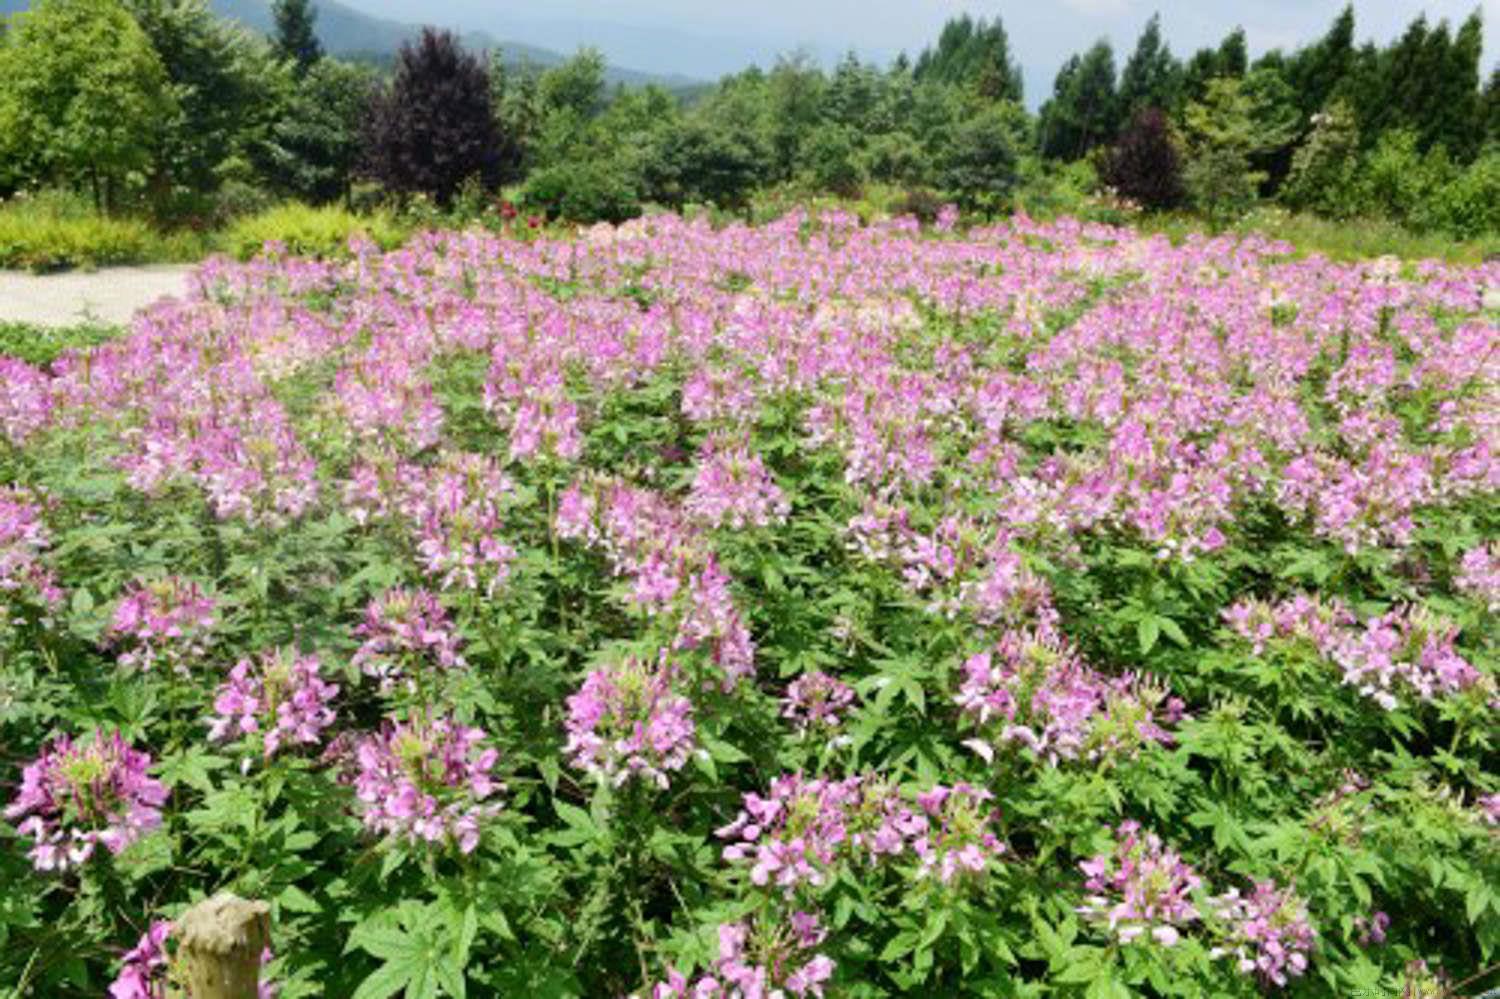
[0,320,122,364]
[1140,206,1500,265]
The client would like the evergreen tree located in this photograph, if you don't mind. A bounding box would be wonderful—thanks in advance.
[1436,13,1483,161]
[262,57,370,204]
[1288,5,1354,119]
[1037,40,1118,161]
[914,15,1022,103]
[1118,14,1180,116]
[1483,67,1500,149]
[361,27,501,205]
[272,0,321,75]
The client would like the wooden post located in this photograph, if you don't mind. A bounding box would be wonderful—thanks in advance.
[175,893,270,999]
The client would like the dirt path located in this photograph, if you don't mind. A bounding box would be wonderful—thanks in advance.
[0,265,196,327]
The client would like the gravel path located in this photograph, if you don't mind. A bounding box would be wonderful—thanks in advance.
[0,264,196,327]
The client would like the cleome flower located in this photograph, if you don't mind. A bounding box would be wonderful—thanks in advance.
[5,729,168,872]
[781,671,857,735]
[108,919,276,999]
[106,575,217,673]
[1078,820,1203,947]
[640,910,836,999]
[208,649,339,760]
[346,712,504,855]
[564,652,697,789]
[955,627,1182,767]
[351,587,465,693]
[1208,879,1317,987]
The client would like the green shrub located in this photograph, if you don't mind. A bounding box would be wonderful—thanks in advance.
[219,202,407,261]
[1430,150,1500,241]
[521,160,641,225]
[0,191,161,271]
[0,320,120,363]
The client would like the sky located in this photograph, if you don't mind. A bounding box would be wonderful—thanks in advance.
[346,0,1500,102]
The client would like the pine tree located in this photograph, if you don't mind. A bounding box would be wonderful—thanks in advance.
[1436,13,1482,161]
[273,0,322,76]
[1119,14,1180,116]
[1038,40,1118,161]
[1288,4,1355,118]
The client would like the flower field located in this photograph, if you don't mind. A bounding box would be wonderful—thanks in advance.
[1,211,1496,997]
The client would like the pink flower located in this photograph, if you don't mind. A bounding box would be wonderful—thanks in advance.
[352,588,465,693]
[1208,880,1317,987]
[685,439,789,530]
[209,649,339,759]
[1078,821,1202,947]
[5,730,168,872]
[106,576,217,673]
[564,653,696,789]
[0,486,63,614]
[782,671,856,733]
[108,920,277,999]
[910,783,1006,884]
[346,713,504,854]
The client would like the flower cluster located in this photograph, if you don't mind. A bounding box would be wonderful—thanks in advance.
[557,477,759,689]
[0,486,62,615]
[348,714,503,854]
[686,439,790,530]
[1078,821,1203,947]
[107,921,172,999]
[955,628,1182,766]
[910,783,1006,884]
[781,671,856,734]
[1330,605,1481,709]
[1455,542,1498,612]
[564,654,697,788]
[352,587,465,692]
[717,773,1000,891]
[1208,880,1317,987]
[1222,593,1354,655]
[209,649,339,759]
[408,452,518,597]
[107,576,217,672]
[1226,596,1482,709]
[644,912,835,998]
[5,730,168,872]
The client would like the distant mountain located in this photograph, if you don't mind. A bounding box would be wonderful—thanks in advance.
[0,0,701,89]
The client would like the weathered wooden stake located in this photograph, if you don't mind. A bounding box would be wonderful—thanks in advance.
[176,893,270,999]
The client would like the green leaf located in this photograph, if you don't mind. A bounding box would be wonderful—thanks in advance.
[1137,616,1160,655]
[352,960,413,999]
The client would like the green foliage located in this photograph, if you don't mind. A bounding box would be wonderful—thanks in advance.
[260,58,374,206]
[1037,41,1119,162]
[0,0,176,213]
[938,102,1027,214]
[1117,14,1180,118]
[1281,100,1361,219]
[0,190,177,271]
[521,160,641,225]
[219,201,405,260]
[125,0,286,222]
[0,320,121,362]
[914,14,1023,103]
[271,0,322,75]
[1182,76,1297,224]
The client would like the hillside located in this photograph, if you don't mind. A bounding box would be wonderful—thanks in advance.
[0,0,700,88]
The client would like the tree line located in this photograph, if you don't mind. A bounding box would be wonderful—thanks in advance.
[0,0,1496,236]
